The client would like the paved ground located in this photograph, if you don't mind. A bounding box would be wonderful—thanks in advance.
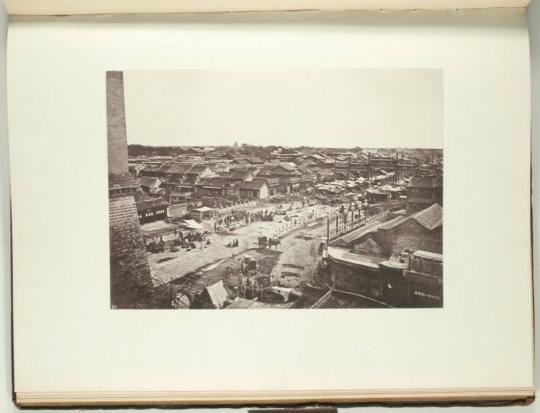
[156,218,328,308]
[269,221,327,288]
[148,201,335,286]
[148,228,256,286]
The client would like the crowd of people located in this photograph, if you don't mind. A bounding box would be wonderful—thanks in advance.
[148,199,327,255]
[147,230,211,254]
[213,207,278,232]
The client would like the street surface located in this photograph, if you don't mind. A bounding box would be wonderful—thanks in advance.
[148,201,335,288]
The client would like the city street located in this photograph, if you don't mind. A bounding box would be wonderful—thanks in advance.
[155,214,329,308]
[148,201,334,287]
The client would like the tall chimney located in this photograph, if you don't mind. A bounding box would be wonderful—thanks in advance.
[107,71,154,309]
[107,71,129,175]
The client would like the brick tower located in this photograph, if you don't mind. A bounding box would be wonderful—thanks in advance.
[107,71,154,309]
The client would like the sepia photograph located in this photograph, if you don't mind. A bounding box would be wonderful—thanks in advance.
[107,69,443,310]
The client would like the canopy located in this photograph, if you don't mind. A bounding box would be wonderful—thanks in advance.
[206,280,228,309]
[182,219,203,230]
[194,206,214,212]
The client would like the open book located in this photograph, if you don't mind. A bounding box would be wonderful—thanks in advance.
[7,0,534,407]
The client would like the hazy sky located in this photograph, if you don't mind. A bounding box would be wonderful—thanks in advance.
[123,69,443,149]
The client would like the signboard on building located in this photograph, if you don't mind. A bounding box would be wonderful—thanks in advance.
[167,203,188,220]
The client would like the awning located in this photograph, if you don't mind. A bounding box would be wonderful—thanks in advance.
[182,219,203,230]
[194,206,214,212]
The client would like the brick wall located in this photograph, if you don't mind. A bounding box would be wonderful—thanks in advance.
[109,194,153,308]
[107,71,154,308]
[330,260,380,296]
[107,71,129,175]
[375,220,442,255]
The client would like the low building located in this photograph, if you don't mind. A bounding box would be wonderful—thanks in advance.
[223,170,254,184]
[404,250,443,307]
[325,246,443,308]
[136,197,169,224]
[327,246,386,299]
[192,280,229,309]
[190,206,216,220]
[311,289,392,309]
[245,157,264,165]
[139,220,179,244]
[138,176,163,196]
[186,164,215,181]
[139,164,162,178]
[225,298,266,309]
[168,190,194,205]
[167,203,188,221]
[253,176,279,196]
[324,202,443,308]
[407,174,443,213]
[378,184,407,200]
[366,188,391,204]
[239,180,269,200]
[128,162,146,177]
[164,163,195,181]
[315,169,335,182]
[196,176,238,198]
[349,203,443,256]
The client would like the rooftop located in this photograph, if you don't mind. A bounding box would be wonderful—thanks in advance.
[413,250,443,261]
[378,204,442,232]
[311,289,392,309]
[409,175,443,188]
[226,298,266,309]
[240,180,267,190]
[413,204,443,230]
[187,164,210,174]
[140,221,178,236]
[136,197,169,211]
[327,246,386,269]
[206,280,229,309]
[139,176,160,187]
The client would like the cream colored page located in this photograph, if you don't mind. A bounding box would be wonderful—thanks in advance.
[4,0,530,15]
[9,10,532,395]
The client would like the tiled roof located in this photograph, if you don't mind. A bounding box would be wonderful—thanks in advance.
[246,157,263,164]
[377,216,407,230]
[226,299,265,309]
[311,290,392,309]
[240,181,267,190]
[206,280,228,309]
[379,203,442,231]
[166,163,193,175]
[136,197,169,211]
[413,203,443,230]
[187,164,209,174]
[274,163,296,172]
[335,204,442,247]
[409,175,442,188]
[316,169,334,176]
[140,164,160,172]
[256,166,275,176]
[109,173,139,189]
[200,177,232,187]
[227,170,252,180]
[139,176,160,187]
[157,161,174,173]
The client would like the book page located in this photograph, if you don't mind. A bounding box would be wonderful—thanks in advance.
[8,9,533,404]
[4,0,531,16]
